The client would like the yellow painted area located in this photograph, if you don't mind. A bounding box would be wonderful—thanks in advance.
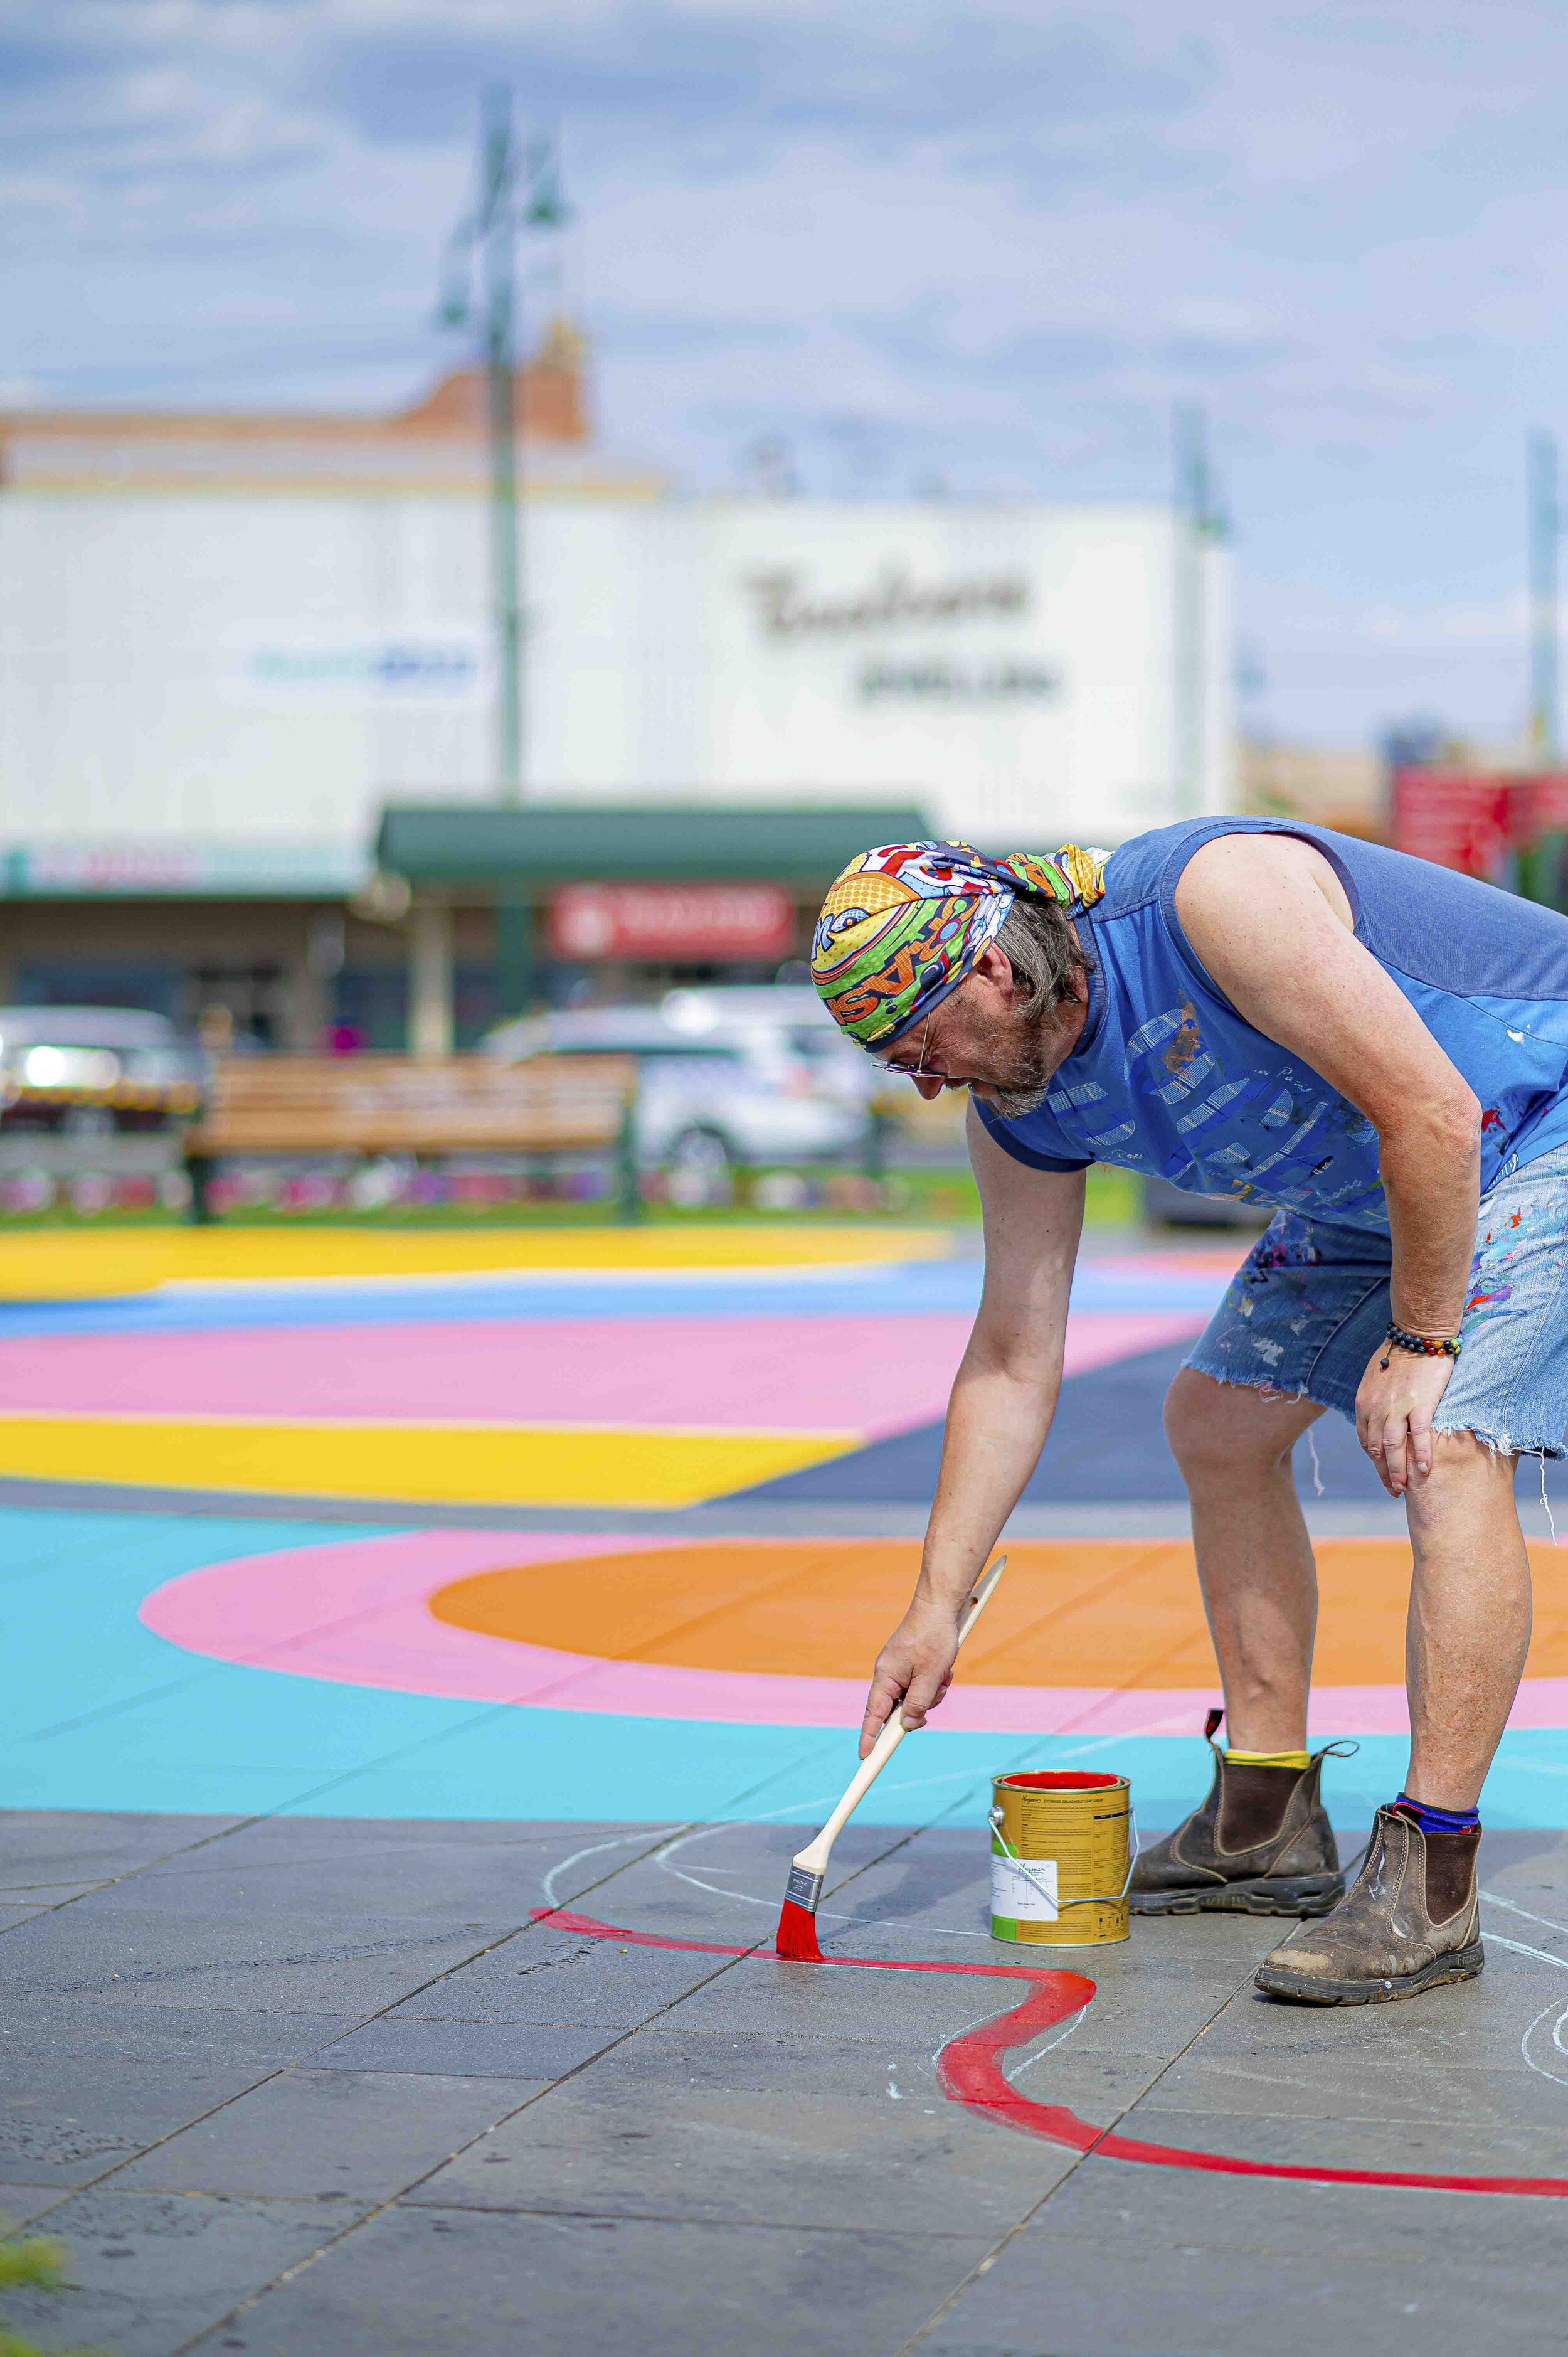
[0,1223,951,1301]
[0,1413,860,1509]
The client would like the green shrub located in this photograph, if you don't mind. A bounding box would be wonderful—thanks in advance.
[0,2221,101,2357]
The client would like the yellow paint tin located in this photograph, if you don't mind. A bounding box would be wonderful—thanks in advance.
[989,1770,1132,1947]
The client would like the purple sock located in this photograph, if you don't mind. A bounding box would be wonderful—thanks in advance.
[1394,1792,1480,1836]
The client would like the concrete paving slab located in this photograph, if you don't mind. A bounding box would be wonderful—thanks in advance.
[657,1953,1055,2043]
[3,1883,125,1910]
[1104,2097,1568,2179]
[85,1813,677,1923]
[0,2187,368,2357]
[921,2243,1568,2357]
[1204,1969,1568,2073]
[972,2147,1567,2260]
[312,2016,622,2079]
[662,1945,1254,2055]
[195,2201,997,2357]
[919,2157,1568,2356]
[408,2026,1090,2233]
[384,1916,742,2024]
[112,2067,542,2200]
[0,1899,507,2013]
[1,2006,358,2186]
[1,1997,359,2071]
[1153,2047,1568,2131]
[0,2182,66,2227]
[577,1817,904,1930]
[0,1807,240,1891]
[0,1902,50,1930]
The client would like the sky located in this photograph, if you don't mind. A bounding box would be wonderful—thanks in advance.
[4,0,1568,746]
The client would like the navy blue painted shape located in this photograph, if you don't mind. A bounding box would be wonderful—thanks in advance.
[734,1341,1389,1504]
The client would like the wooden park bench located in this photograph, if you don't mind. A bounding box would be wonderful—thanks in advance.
[182,1053,640,1223]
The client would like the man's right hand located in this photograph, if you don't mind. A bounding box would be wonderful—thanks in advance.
[859,1599,963,1759]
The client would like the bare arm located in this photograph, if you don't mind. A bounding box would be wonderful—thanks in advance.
[1176,834,1481,1493]
[857,1111,1084,1756]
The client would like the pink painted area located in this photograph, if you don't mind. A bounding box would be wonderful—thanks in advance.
[1088,1248,1247,1280]
[139,1526,1568,1735]
[0,1310,1202,1439]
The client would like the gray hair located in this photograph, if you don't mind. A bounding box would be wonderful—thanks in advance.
[993,895,1088,1019]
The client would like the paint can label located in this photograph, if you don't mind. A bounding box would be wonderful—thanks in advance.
[991,1850,1058,1922]
[988,1773,1131,1945]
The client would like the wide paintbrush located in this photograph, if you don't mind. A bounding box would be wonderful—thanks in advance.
[773,1556,1007,1962]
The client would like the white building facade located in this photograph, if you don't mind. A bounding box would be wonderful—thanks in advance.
[0,362,1233,1041]
[0,480,1232,880]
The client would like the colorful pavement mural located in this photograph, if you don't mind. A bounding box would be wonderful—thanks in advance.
[3,1223,1566,1833]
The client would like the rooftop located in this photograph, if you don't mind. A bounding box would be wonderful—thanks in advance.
[0,319,668,501]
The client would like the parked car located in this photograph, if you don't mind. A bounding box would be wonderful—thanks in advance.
[659,984,880,1112]
[660,983,970,1161]
[0,1007,203,1135]
[484,1002,868,1178]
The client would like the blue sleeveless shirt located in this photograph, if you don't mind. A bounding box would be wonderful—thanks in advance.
[973,817,1568,1230]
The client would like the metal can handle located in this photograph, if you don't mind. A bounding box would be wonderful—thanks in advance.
[988,1802,1140,1910]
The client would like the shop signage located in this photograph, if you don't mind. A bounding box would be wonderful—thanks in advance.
[234,633,488,705]
[549,881,795,961]
[746,566,1030,639]
[857,658,1057,701]
[1393,769,1568,877]
[1,841,366,898]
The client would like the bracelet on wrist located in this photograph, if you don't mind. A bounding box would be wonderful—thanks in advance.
[1380,1321,1462,1368]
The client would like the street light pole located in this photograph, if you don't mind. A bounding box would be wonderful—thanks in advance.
[481,90,523,806]
[1529,428,1559,765]
[438,89,569,809]
[1173,402,1224,817]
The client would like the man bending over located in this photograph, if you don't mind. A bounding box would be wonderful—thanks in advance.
[811,821,1568,2003]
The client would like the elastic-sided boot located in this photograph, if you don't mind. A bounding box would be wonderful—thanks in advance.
[1128,1714,1345,1917]
[1254,1806,1483,2004]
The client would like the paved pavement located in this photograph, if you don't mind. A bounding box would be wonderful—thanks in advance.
[4,1807,1568,2356]
[4,1226,1568,2353]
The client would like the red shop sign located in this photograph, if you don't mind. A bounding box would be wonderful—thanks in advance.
[1394,769,1568,875]
[1518,772,1568,836]
[1392,770,1512,877]
[548,881,797,961]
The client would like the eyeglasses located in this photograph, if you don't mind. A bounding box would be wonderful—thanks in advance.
[873,1011,963,1087]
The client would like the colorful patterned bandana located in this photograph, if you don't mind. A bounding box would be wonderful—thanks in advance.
[811,840,1109,1050]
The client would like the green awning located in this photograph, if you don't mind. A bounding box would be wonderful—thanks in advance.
[376,802,933,893]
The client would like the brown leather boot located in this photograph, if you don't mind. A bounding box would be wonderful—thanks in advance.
[1254,1805,1483,2003]
[1128,1713,1345,1917]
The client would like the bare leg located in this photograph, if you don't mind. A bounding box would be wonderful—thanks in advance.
[1403,1432,1532,1809]
[1164,1369,1327,1753]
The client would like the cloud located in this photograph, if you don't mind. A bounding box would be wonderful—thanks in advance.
[1,0,1566,740]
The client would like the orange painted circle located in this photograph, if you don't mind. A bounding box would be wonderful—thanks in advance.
[429,1536,1568,1689]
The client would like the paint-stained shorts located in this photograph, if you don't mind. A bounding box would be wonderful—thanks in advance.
[1184,1139,1568,1459]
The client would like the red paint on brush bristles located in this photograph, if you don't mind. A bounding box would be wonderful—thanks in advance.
[535,1907,1568,2202]
[773,1895,824,1961]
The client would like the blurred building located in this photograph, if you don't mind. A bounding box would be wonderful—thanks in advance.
[0,326,1234,1045]
[1239,742,1387,838]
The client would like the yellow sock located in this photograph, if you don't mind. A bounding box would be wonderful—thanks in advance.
[1225,1748,1311,1770]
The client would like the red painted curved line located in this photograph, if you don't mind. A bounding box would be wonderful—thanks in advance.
[538,1907,1568,2200]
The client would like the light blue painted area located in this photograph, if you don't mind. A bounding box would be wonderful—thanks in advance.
[0,1506,393,1747]
[1,1503,1562,1832]
[0,1253,1229,1340]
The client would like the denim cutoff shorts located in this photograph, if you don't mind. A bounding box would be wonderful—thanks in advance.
[1184,1138,1568,1459]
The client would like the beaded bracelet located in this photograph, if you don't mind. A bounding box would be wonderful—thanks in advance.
[1380,1321,1462,1368]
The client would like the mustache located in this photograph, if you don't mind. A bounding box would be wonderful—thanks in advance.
[982,1079,1051,1119]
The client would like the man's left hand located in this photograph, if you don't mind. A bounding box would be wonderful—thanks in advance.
[1354,1345,1456,1496]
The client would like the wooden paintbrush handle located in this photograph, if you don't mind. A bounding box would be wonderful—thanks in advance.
[953,1556,1006,1653]
[795,1557,1007,1872]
